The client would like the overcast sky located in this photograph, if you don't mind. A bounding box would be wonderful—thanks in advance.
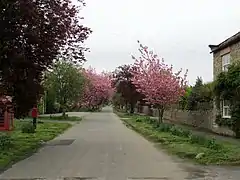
[79,0,240,85]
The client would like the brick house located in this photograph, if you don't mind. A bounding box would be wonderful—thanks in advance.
[209,31,240,119]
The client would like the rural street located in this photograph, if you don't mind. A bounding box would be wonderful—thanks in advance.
[0,107,240,180]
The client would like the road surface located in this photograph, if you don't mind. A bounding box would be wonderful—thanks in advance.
[0,107,240,180]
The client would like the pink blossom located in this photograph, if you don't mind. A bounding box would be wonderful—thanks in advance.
[80,68,114,109]
[131,42,188,108]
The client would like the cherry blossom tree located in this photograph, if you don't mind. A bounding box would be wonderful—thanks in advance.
[131,41,188,124]
[80,68,114,111]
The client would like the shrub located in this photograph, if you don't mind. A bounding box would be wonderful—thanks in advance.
[136,114,223,150]
[181,129,192,137]
[170,126,184,136]
[21,123,36,133]
[206,138,223,150]
[158,123,173,132]
[0,133,12,150]
[170,126,191,138]
[135,117,142,122]
[144,116,151,122]
[160,125,222,150]
[140,116,155,124]
[189,134,207,145]
[186,77,214,111]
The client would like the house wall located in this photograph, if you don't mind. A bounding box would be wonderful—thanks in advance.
[212,40,240,133]
[213,41,240,80]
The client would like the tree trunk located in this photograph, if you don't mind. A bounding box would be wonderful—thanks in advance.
[61,103,67,119]
[130,104,134,114]
[62,109,66,119]
[146,104,152,116]
[157,107,164,125]
[125,102,128,113]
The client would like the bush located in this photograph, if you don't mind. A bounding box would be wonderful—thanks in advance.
[0,133,12,150]
[189,134,207,145]
[206,138,222,150]
[186,77,214,111]
[135,117,142,122]
[157,124,222,150]
[133,116,151,123]
[127,114,224,151]
[158,123,173,132]
[147,117,157,124]
[181,129,192,137]
[21,123,36,133]
[170,126,184,136]
[144,116,151,122]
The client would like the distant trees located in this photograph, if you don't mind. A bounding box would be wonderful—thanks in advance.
[79,68,113,111]
[186,77,214,111]
[178,86,192,110]
[44,61,86,115]
[112,64,144,113]
[0,0,91,118]
[44,65,113,114]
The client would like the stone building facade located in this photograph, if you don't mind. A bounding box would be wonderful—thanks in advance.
[209,31,240,80]
[208,32,240,135]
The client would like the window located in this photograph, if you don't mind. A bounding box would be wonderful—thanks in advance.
[222,53,230,72]
[222,100,231,118]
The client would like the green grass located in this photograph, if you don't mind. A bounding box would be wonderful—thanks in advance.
[38,115,82,121]
[0,121,71,171]
[116,111,240,165]
[113,110,147,118]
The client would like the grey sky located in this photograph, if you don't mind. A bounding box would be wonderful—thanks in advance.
[79,0,240,85]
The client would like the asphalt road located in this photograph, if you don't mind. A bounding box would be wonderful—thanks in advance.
[0,107,240,180]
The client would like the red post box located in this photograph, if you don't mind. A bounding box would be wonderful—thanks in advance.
[0,96,14,131]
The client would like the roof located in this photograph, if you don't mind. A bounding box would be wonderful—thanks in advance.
[209,31,240,53]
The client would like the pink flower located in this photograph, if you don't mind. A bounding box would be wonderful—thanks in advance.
[131,42,188,108]
[79,68,114,108]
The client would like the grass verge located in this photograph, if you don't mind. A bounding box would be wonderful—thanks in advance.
[0,121,71,171]
[38,115,82,121]
[115,111,240,165]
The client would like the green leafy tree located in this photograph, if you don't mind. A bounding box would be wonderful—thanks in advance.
[187,77,203,111]
[187,77,214,111]
[44,61,86,115]
[179,86,192,110]
[45,88,58,114]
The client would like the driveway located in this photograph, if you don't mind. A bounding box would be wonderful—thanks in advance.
[0,107,239,179]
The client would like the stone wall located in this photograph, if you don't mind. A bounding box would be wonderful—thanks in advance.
[163,109,214,129]
[136,105,235,136]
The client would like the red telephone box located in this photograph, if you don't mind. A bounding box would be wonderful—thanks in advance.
[0,96,14,131]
